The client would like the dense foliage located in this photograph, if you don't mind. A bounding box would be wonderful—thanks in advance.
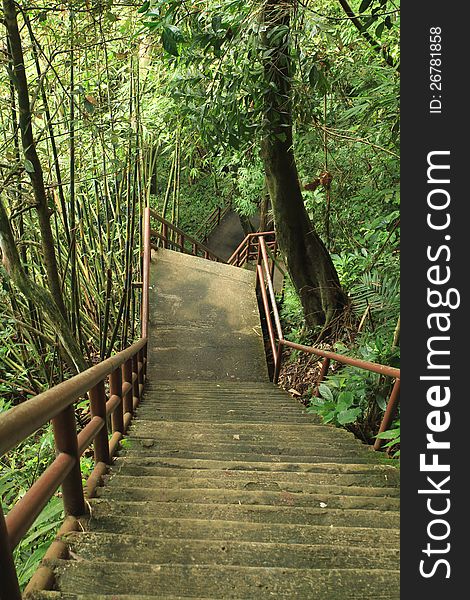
[0,0,400,586]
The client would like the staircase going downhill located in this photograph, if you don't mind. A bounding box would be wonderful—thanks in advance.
[33,247,399,600]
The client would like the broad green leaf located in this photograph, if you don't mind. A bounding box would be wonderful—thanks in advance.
[24,159,35,173]
[319,383,333,402]
[337,407,362,425]
[359,0,374,13]
[138,1,150,13]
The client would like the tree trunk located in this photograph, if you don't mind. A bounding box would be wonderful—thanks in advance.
[3,0,68,319]
[260,0,346,328]
[0,198,87,372]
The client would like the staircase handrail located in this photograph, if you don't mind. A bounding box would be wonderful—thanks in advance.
[149,209,225,263]
[0,208,152,599]
[194,199,232,242]
[235,233,400,452]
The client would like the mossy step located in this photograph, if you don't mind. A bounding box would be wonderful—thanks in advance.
[136,405,307,415]
[96,486,400,509]
[88,499,399,529]
[118,436,369,454]
[104,477,398,501]
[50,560,400,599]
[28,594,209,600]
[108,456,393,474]
[154,247,254,282]
[133,414,310,424]
[62,532,399,569]
[115,450,379,465]
[147,380,297,390]
[105,467,398,490]
[126,421,366,444]
[85,515,400,547]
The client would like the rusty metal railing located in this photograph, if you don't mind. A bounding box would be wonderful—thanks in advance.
[0,208,152,598]
[194,200,232,244]
[237,233,400,453]
[227,231,277,268]
[149,209,224,263]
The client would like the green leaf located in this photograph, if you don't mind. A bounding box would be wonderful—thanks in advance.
[138,1,150,13]
[337,391,354,411]
[375,21,385,38]
[212,13,223,33]
[359,0,374,13]
[337,407,362,425]
[161,25,184,56]
[319,384,333,402]
[376,429,400,440]
[24,159,35,173]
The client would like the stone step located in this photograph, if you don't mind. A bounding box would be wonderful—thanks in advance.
[63,532,399,569]
[134,412,310,424]
[97,485,400,510]
[108,456,395,475]
[153,248,253,282]
[29,593,208,600]
[86,515,400,547]
[115,449,379,464]
[50,560,400,599]
[118,436,368,454]
[126,420,367,444]
[88,499,399,529]
[105,467,398,490]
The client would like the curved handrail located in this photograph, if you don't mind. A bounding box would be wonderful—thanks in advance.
[238,232,400,451]
[0,338,147,459]
[194,200,232,242]
[149,208,225,263]
[0,205,152,598]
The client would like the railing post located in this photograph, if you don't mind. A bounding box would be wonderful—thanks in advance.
[0,509,22,600]
[132,352,141,409]
[51,405,86,516]
[110,368,124,435]
[273,341,284,384]
[374,378,401,451]
[246,236,252,264]
[138,347,145,390]
[314,357,331,396]
[270,239,278,281]
[143,342,148,381]
[192,242,198,256]
[122,358,133,415]
[162,223,168,249]
[89,381,111,465]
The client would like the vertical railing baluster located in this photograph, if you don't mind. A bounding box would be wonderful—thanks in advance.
[314,358,331,397]
[374,378,401,451]
[0,510,22,600]
[162,223,168,249]
[89,381,111,465]
[122,358,133,415]
[52,406,86,516]
[132,352,140,409]
[273,342,284,384]
[110,368,123,435]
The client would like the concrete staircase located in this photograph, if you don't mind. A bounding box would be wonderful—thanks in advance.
[32,249,400,599]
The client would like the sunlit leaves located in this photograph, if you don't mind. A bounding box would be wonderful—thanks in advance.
[161,24,184,56]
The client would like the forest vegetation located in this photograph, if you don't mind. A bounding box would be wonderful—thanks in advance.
[0,0,399,586]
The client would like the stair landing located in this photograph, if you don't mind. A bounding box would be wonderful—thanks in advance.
[148,249,268,382]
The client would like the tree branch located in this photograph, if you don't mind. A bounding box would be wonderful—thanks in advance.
[337,0,398,71]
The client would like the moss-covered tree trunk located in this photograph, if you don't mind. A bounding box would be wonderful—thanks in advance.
[261,0,346,327]
[3,0,67,319]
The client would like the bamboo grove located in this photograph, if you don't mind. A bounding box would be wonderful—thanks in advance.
[0,3,157,399]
